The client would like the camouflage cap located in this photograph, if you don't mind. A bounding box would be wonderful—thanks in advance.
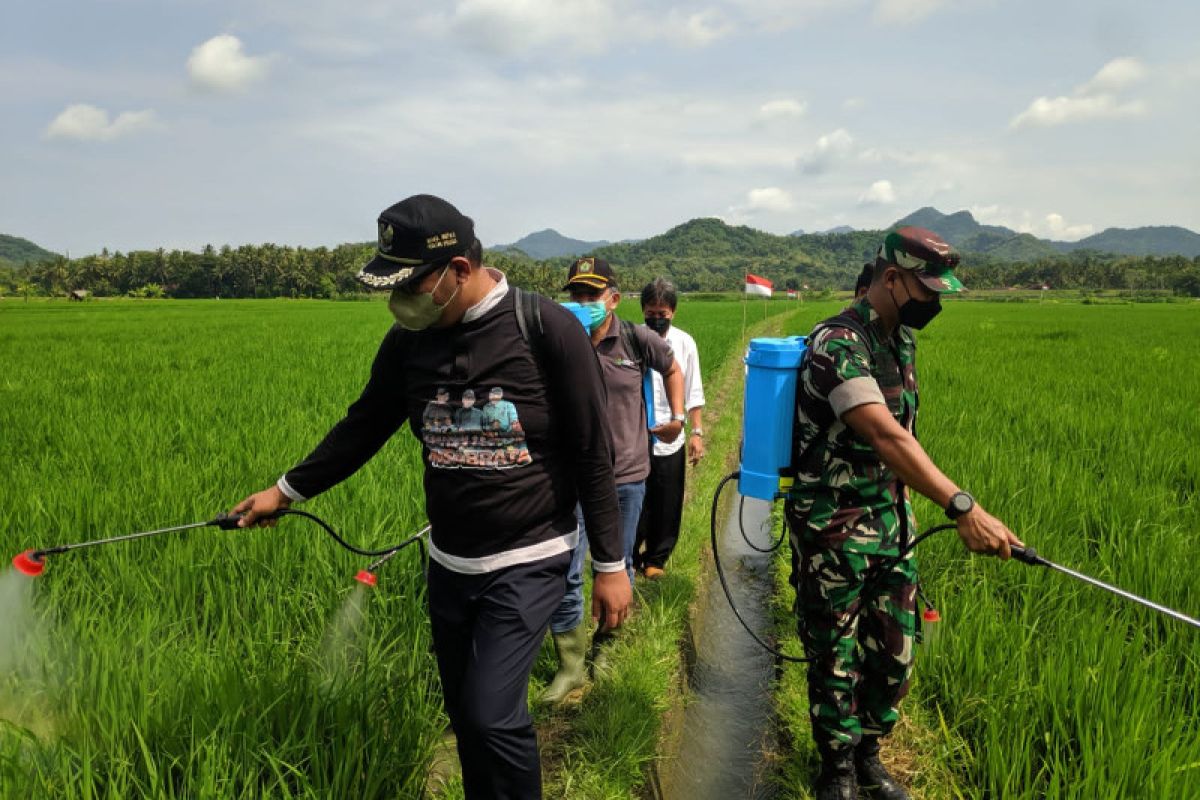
[877,226,965,294]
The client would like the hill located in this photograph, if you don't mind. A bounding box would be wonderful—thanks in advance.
[1060,226,1200,257]
[891,208,1059,260]
[0,234,59,267]
[893,207,1200,259]
[494,229,609,260]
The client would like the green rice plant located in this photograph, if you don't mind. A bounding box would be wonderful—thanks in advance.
[0,299,437,799]
[0,295,784,798]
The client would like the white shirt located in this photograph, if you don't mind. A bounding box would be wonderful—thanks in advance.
[649,324,705,457]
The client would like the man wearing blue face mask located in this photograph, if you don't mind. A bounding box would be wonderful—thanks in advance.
[539,257,686,705]
[232,194,631,799]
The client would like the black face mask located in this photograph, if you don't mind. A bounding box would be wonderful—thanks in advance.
[644,316,671,335]
[888,273,942,330]
[898,296,941,329]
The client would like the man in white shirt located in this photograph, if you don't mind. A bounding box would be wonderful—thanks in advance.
[634,278,706,579]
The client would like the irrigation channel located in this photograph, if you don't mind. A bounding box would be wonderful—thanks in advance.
[657,494,780,800]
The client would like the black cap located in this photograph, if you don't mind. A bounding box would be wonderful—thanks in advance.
[563,257,617,291]
[356,194,475,290]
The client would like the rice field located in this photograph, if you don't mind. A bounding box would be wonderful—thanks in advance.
[773,299,1200,799]
[7,295,1196,799]
[0,295,788,799]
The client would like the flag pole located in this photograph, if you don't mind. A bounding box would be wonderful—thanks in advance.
[741,277,747,346]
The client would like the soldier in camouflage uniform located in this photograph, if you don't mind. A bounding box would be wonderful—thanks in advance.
[787,226,1022,800]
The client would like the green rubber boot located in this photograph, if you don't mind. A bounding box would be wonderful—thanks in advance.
[539,624,589,705]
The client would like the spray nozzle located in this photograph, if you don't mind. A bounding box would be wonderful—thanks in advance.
[922,607,941,623]
[354,569,377,588]
[12,549,46,578]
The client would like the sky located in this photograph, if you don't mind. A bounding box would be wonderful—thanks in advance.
[3,0,1199,256]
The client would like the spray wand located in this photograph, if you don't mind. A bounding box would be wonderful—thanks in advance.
[1010,545,1200,630]
[11,509,428,583]
[710,471,1200,664]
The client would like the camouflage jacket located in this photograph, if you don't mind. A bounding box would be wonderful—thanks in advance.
[788,297,919,554]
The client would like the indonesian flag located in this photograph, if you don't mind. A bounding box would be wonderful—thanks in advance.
[787,289,798,299]
[745,273,773,298]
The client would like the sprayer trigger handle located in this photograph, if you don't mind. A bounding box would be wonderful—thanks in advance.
[212,512,245,530]
[1010,545,1043,565]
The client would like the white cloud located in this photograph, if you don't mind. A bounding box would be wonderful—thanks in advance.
[445,0,732,56]
[873,0,951,25]
[450,0,618,55]
[797,128,854,174]
[745,187,795,212]
[842,96,864,111]
[1010,94,1146,128]
[187,35,272,92]
[858,179,896,205]
[666,8,734,47]
[1011,57,1149,129]
[1080,56,1149,94]
[758,98,807,120]
[44,104,160,141]
[970,205,1095,240]
[1043,212,1095,240]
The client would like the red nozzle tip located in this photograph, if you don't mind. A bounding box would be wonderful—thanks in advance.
[12,550,45,578]
[354,569,377,588]
[922,608,941,623]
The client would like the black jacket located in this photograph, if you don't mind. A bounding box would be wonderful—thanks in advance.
[283,288,622,569]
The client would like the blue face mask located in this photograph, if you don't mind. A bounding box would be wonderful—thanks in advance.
[562,301,609,334]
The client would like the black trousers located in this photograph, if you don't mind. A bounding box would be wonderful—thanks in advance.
[634,446,687,570]
[427,550,571,800]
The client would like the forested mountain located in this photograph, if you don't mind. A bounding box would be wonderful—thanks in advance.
[0,234,59,267]
[1062,226,1200,257]
[3,211,1199,299]
[494,229,610,259]
[893,207,1200,259]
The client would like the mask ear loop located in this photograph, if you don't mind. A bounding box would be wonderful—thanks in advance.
[432,263,462,311]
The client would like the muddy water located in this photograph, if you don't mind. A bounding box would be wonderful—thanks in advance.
[658,495,780,800]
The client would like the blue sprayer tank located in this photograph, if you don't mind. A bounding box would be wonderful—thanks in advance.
[739,336,808,501]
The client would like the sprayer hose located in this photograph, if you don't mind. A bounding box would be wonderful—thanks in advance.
[710,470,955,664]
[270,508,426,558]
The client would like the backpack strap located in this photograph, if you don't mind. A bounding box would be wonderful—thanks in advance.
[788,312,874,479]
[618,318,648,376]
[512,286,544,348]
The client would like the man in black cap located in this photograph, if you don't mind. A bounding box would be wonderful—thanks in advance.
[539,256,686,704]
[233,194,631,799]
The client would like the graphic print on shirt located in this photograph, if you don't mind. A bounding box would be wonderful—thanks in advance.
[421,386,533,470]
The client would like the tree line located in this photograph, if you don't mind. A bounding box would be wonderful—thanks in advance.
[2,240,1199,299]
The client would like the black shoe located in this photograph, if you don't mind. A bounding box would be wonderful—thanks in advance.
[814,751,858,800]
[855,738,910,800]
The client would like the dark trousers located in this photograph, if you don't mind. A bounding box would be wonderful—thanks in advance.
[427,550,571,800]
[634,446,687,570]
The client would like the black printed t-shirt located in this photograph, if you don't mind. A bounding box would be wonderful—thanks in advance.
[282,289,622,568]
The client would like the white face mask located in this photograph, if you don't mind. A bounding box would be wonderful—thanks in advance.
[388,266,459,330]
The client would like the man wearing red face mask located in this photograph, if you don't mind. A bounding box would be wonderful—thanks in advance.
[232,194,631,799]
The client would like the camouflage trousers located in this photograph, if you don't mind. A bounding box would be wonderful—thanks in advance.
[789,522,918,755]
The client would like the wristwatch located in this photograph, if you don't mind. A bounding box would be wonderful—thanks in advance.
[945,491,975,520]
[671,412,686,423]
[690,428,704,437]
